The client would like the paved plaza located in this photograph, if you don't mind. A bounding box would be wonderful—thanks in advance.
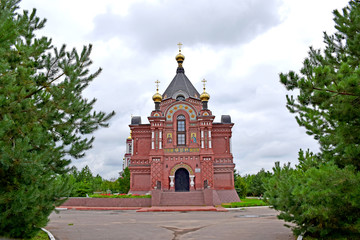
[46,207,295,240]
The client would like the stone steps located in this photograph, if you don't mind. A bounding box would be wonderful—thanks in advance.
[159,191,205,206]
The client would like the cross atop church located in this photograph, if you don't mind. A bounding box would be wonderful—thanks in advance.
[177,42,183,52]
[202,78,207,91]
[155,80,160,92]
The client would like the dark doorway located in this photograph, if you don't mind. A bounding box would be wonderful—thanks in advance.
[175,168,189,192]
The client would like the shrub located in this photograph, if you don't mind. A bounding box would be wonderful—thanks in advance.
[265,161,360,238]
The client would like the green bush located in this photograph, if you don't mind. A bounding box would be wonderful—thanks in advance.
[244,169,272,197]
[234,175,247,198]
[265,161,360,238]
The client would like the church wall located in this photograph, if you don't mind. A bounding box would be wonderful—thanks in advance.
[211,123,233,155]
[213,172,234,190]
[131,172,151,191]
[135,137,151,156]
[211,137,228,154]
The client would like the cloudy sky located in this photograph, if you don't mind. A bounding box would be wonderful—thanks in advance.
[21,0,349,179]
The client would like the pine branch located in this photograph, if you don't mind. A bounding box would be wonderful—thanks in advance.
[312,86,358,96]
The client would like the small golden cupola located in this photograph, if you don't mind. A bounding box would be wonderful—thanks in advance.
[175,42,185,67]
[200,78,210,102]
[152,80,162,111]
[127,130,132,140]
[200,78,210,110]
[152,80,162,103]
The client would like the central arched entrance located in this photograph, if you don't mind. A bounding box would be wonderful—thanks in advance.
[175,168,189,192]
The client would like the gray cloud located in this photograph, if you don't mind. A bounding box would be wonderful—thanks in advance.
[20,0,344,179]
[90,0,283,52]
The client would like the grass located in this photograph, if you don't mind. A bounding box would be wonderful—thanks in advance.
[2,230,49,240]
[27,230,49,240]
[221,198,268,208]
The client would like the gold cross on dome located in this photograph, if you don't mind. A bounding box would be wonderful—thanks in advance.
[202,78,207,91]
[155,80,160,91]
[177,42,183,52]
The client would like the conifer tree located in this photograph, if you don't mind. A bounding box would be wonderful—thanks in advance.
[0,0,115,238]
[265,1,360,238]
[280,0,360,170]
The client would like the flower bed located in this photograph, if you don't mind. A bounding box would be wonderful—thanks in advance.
[89,193,151,198]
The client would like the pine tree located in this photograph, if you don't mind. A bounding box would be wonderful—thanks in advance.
[265,1,360,238]
[0,0,115,238]
[280,0,360,170]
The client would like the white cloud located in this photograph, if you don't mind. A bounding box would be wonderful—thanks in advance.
[19,0,349,179]
[90,0,283,52]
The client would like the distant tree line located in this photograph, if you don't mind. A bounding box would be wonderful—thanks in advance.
[62,165,130,197]
[234,169,272,198]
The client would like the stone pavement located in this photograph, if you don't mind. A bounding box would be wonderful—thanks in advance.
[46,207,295,240]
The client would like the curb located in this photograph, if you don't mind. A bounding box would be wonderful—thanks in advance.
[58,206,227,212]
[41,228,56,240]
[61,206,142,211]
[55,207,68,211]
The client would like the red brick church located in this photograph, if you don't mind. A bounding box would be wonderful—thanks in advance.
[124,45,240,204]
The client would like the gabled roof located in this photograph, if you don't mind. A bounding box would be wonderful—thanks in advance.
[162,66,200,100]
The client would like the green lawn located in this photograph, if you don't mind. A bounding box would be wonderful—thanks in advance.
[6,230,49,240]
[221,198,268,208]
[30,230,49,240]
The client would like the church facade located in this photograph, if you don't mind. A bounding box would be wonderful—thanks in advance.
[124,46,240,204]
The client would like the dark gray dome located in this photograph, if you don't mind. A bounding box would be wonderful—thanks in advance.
[221,115,232,124]
[131,116,142,125]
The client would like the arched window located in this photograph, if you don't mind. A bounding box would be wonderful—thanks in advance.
[177,115,186,146]
[176,95,185,101]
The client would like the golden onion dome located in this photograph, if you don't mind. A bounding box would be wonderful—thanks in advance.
[200,91,210,101]
[175,52,185,62]
[152,92,162,102]
[153,79,162,103]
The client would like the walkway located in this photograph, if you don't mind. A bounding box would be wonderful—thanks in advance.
[46,206,295,240]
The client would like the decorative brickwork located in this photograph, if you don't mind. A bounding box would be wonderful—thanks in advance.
[169,163,194,176]
[151,160,162,189]
[201,159,214,188]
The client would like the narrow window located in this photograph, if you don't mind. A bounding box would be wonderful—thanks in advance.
[177,115,186,145]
